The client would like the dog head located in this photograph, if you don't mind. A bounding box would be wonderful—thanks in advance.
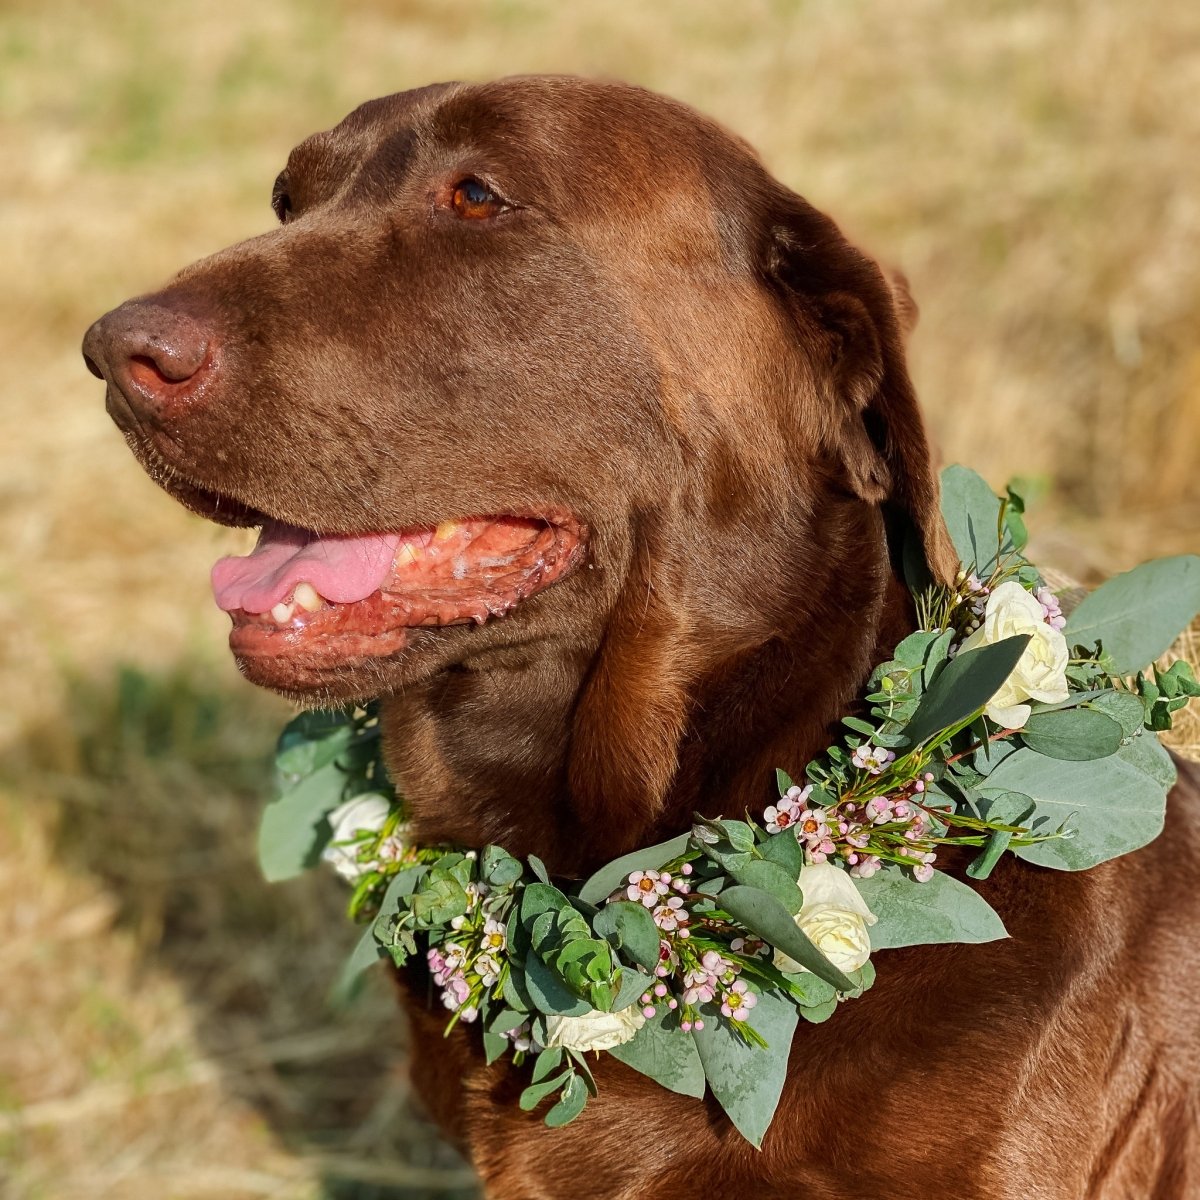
[83,77,954,854]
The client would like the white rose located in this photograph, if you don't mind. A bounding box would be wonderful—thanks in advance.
[541,1005,647,1053]
[958,581,1069,729]
[321,793,393,881]
[774,861,877,976]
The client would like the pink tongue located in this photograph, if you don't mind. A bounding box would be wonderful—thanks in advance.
[211,522,402,614]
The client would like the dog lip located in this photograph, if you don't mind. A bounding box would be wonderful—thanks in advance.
[218,512,587,688]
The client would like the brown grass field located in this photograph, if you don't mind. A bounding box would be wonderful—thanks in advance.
[1,1,1198,1196]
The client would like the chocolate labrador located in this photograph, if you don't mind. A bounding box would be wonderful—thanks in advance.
[82,76,1199,1198]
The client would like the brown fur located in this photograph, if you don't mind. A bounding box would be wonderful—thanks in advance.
[83,76,1199,1198]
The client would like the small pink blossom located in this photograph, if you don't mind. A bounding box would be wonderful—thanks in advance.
[852,744,896,775]
[627,869,669,907]
[652,895,689,931]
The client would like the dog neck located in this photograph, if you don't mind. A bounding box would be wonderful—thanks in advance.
[380,497,912,876]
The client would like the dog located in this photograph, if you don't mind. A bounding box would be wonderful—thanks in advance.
[83,76,1199,1198]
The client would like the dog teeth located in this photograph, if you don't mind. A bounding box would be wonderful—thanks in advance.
[271,601,295,623]
[293,582,324,612]
[394,541,424,567]
[434,521,460,542]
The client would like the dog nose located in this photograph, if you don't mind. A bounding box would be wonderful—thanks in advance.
[82,300,214,429]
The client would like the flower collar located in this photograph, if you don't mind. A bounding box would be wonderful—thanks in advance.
[260,467,1200,1145]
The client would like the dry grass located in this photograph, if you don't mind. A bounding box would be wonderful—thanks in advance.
[1,1,1198,1195]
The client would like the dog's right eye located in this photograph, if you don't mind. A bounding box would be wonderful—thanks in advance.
[271,172,293,224]
[450,177,507,220]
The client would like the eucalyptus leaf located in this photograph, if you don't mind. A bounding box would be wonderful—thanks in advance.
[544,1072,589,1127]
[797,997,838,1023]
[608,1008,706,1099]
[725,859,805,915]
[258,762,346,882]
[482,1028,510,1065]
[593,902,662,971]
[611,968,653,1013]
[519,1071,570,1111]
[939,464,1013,577]
[1063,556,1200,674]
[531,1046,564,1083]
[274,710,356,780]
[523,954,591,1017]
[328,923,382,1008]
[692,989,798,1147]
[901,635,1031,747]
[984,740,1170,870]
[481,845,524,887]
[853,865,1008,949]
[1020,708,1123,761]
[758,831,804,878]
[718,885,854,991]
[577,834,692,906]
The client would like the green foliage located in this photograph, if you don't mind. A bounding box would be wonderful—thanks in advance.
[901,635,1031,746]
[692,989,799,1148]
[854,867,1008,949]
[1136,661,1200,731]
[1020,707,1123,760]
[1063,555,1200,674]
[607,1008,707,1098]
[718,885,854,991]
[984,735,1172,870]
[576,833,692,905]
[939,464,1016,576]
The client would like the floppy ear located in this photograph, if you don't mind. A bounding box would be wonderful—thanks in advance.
[761,190,959,588]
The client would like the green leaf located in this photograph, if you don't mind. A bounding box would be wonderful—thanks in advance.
[1086,691,1148,738]
[519,1071,570,1111]
[487,1007,527,1036]
[611,968,653,1013]
[692,989,798,1147]
[608,1007,707,1099]
[274,708,356,779]
[481,845,524,887]
[893,629,941,668]
[593,902,662,972]
[1117,729,1177,790]
[527,855,550,884]
[530,1046,563,1083]
[984,740,1170,870]
[939,465,1013,577]
[523,954,591,1016]
[484,1028,514,1066]
[520,883,572,927]
[901,635,1031,747]
[758,831,804,879]
[1020,708,1123,761]
[577,834,692,906]
[257,762,345,882]
[853,866,1008,949]
[328,923,382,1008]
[409,874,470,926]
[1063,556,1200,673]
[797,997,838,1023]
[725,859,804,915]
[775,768,796,793]
[544,1072,589,1127]
[718,885,854,991]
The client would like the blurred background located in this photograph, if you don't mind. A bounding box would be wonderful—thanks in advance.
[1,1,1197,1196]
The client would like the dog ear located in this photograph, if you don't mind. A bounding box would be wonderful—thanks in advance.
[761,190,958,587]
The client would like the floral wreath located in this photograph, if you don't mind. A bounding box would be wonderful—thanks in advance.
[260,467,1200,1145]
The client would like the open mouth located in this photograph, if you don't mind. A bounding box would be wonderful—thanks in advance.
[210,513,586,673]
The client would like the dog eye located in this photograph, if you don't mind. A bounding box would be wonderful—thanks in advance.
[271,172,293,224]
[451,177,506,220]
